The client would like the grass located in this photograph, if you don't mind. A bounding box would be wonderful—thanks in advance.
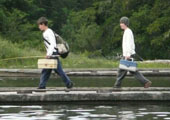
[0,37,170,69]
[1,52,170,69]
[62,53,119,68]
[138,62,170,69]
[0,37,43,68]
[62,53,170,69]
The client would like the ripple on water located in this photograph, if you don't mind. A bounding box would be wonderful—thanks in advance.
[0,114,60,120]
[66,109,95,112]
[68,114,117,119]
[21,106,42,109]
[68,116,88,120]
[0,104,169,120]
[119,111,134,114]
[138,108,147,111]
[157,114,168,117]
[135,114,144,117]
[95,106,113,109]
[77,112,91,115]
[0,105,20,108]
[151,112,170,115]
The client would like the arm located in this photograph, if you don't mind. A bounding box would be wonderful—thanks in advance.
[124,31,134,59]
[46,31,56,56]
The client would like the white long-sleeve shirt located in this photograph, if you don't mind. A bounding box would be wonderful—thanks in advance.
[43,28,57,56]
[122,28,136,57]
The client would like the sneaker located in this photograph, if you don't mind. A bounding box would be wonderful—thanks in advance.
[37,87,46,89]
[144,81,152,88]
[66,82,74,89]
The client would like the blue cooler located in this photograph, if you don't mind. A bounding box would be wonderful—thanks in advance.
[119,59,137,72]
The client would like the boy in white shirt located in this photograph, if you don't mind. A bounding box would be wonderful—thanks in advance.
[37,17,73,89]
[114,17,152,88]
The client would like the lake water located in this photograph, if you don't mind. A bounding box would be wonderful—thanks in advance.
[0,103,170,120]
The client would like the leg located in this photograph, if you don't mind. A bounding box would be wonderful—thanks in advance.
[114,69,128,87]
[130,71,152,88]
[39,69,52,88]
[54,59,72,87]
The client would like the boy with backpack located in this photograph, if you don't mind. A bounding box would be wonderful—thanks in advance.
[37,17,73,89]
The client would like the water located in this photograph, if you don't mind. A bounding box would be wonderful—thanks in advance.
[0,103,170,120]
[0,76,169,119]
[0,76,169,87]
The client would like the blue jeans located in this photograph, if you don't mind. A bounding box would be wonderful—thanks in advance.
[39,58,71,88]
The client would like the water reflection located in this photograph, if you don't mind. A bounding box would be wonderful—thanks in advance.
[0,76,170,87]
[0,103,170,120]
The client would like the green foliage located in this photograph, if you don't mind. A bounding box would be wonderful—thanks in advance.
[62,0,170,59]
[0,0,170,60]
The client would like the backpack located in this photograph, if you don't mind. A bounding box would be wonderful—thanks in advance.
[53,31,70,59]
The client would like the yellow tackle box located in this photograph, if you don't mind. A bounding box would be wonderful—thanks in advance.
[38,59,58,69]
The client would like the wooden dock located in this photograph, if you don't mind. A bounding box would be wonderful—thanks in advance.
[0,87,170,103]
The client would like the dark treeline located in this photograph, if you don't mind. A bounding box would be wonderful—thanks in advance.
[0,0,170,59]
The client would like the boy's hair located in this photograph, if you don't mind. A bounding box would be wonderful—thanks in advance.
[37,17,48,26]
[120,16,129,26]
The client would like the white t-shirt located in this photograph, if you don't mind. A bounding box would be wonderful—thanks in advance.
[43,28,57,56]
[122,28,136,57]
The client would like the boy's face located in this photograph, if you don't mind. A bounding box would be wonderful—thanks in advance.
[120,23,127,30]
[38,24,46,31]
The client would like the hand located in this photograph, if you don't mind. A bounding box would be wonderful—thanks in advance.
[125,56,131,60]
[46,56,50,59]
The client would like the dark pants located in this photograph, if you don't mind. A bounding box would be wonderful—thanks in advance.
[39,58,71,88]
[114,69,150,87]
[114,55,151,87]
